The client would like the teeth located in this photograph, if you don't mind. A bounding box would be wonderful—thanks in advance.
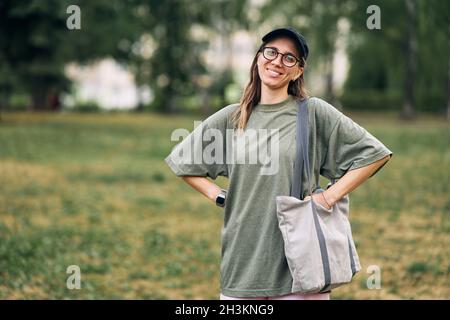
[268,69,281,76]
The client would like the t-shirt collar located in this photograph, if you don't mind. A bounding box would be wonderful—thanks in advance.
[254,95,294,112]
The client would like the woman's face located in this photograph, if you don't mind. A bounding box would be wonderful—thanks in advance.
[256,37,303,91]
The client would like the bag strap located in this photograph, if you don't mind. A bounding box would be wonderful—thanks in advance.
[291,98,312,200]
[292,98,333,292]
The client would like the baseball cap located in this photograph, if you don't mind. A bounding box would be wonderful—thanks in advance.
[262,27,309,60]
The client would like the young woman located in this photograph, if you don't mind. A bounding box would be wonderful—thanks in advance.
[165,27,393,300]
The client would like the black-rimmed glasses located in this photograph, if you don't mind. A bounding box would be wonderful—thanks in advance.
[261,46,300,68]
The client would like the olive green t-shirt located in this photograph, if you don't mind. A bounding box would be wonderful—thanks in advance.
[164,95,393,297]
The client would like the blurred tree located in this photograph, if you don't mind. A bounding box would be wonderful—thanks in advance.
[343,0,406,111]
[137,0,204,113]
[203,0,250,114]
[344,0,449,115]
[413,0,449,117]
[0,62,16,117]
[2,0,446,115]
[311,0,356,108]
[0,0,250,113]
[448,22,450,120]
[402,0,417,119]
[258,0,450,116]
[0,0,140,111]
[124,0,250,114]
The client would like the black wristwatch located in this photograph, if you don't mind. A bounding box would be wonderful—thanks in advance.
[215,189,227,208]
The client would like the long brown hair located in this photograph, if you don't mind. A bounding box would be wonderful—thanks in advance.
[231,42,308,131]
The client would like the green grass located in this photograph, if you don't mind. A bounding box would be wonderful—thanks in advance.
[0,111,449,299]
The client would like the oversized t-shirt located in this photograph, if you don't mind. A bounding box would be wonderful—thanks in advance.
[164,95,393,297]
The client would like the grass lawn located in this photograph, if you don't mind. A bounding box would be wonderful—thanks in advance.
[0,111,448,299]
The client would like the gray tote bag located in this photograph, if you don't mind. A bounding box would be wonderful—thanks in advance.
[276,99,361,294]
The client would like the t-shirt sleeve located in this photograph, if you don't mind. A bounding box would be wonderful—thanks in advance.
[164,105,235,180]
[319,105,393,180]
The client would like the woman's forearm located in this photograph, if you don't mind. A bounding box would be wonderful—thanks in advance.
[323,155,391,206]
[181,176,222,203]
[180,155,391,207]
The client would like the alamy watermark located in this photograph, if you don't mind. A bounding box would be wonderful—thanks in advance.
[66,5,81,30]
[66,265,81,290]
[366,264,382,289]
[367,5,381,30]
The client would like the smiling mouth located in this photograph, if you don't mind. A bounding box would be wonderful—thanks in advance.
[266,68,283,76]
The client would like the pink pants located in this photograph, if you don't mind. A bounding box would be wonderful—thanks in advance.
[220,292,330,300]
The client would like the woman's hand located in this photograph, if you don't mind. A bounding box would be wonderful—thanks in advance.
[304,192,332,210]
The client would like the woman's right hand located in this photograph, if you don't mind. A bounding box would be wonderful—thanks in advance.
[304,192,332,210]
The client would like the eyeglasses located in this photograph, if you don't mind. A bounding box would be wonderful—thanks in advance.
[261,47,301,68]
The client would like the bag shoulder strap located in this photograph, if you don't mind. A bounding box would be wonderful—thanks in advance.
[291,98,312,199]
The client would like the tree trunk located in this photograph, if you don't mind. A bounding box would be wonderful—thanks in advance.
[217,10,233,113]
[48,92,61,111]
[134,60,146,113]
[0,90,7,121]
[30,88,49,111]
[200,88,212,118]
[325,52,337,109]
[166,83,178,114]
[402,0,417,120]
[135,102,145,113]
[447,22,450,120]
[135,85,146,112]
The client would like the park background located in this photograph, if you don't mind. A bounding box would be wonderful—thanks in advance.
[0,0,448,299]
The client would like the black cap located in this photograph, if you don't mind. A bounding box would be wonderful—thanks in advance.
[262,27,309,60]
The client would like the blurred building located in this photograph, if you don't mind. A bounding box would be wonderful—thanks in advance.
[64,59,151,110]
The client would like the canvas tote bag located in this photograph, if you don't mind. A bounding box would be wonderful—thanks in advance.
[276,98,361,294]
